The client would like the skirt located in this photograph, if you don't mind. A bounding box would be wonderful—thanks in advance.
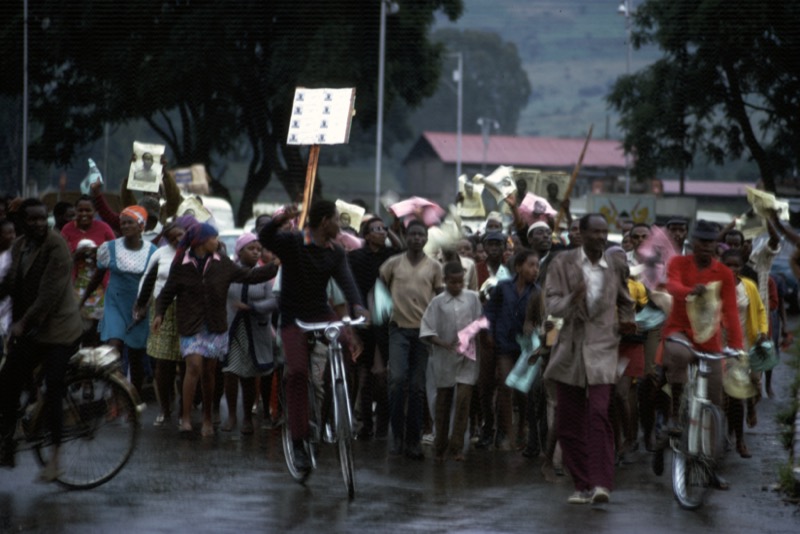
[180,328,229,359]
[147,301,181,362]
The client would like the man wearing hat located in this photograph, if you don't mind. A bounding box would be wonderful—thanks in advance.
[654,219,743,487]
[474,231,512,449]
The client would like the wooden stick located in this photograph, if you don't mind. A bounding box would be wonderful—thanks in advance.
[554,124,593,232]
[298,144,321,230]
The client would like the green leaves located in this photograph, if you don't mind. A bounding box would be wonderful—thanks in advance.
[609,0,800,191]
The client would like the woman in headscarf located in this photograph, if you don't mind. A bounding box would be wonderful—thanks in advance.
[61,195,116,346]
[153,223,277,437]
[220,233,279,434]
[134,216,194,427]
[80,205,157,395]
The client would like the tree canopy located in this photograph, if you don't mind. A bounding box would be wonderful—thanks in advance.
[0,0,463,222]
[409,28,532,136]
[606,0,800,192]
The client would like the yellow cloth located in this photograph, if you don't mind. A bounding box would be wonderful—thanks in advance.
[627,278,648,309]
[739,276,768,347]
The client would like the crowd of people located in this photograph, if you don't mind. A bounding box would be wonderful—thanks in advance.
[0,168,794,504]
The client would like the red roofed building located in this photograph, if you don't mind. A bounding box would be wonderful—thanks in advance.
[402,131,627,207]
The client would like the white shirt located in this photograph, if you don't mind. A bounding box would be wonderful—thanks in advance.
[580,247,608,312]
[138,244,177,300]
[0,250,11,336]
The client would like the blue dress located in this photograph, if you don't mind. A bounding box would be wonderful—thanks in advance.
[97,238,156,349]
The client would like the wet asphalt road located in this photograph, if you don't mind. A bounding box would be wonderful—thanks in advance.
[2,352,799,533]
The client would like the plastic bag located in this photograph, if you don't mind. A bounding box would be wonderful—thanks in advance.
[748,341,779,373]
[505,333,541,393]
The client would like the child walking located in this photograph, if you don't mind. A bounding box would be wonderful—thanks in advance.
[420,261,483,462]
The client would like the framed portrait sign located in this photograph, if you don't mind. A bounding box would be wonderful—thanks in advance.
[128,141,166,193]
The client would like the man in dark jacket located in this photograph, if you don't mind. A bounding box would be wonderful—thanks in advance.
[0,198,84,481]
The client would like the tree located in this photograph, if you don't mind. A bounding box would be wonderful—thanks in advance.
[607,0,800,193]
[409,29,532,136]
[0,0,463,223]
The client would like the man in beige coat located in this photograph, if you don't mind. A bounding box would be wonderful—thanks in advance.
[544,213,636,504]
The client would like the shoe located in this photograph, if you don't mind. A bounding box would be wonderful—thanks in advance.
[710,472,730,490]
[293,443,311,473]
[475,428,494,450]
[652,448,664,476]
[736,442,752,458]
[665,419,683,437]
[521,446,540,459]
[389,438,404,456]
[495,436,512,451]
[591,486,611,504]
[153,414,171,427]
[567,490,593,504]
[36,463,63,483]
[0,449,15,469]
[421,433,435,445]
[746,410,757,429]
[405,443,425,460]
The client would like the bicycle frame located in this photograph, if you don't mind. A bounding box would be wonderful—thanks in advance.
[292,316,365,497]
[685,359,713,457]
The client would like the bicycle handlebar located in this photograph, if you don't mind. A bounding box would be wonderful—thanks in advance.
[665,336,743,361]
[295,316,367,333]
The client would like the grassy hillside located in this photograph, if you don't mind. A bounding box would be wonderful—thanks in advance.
[435,0,661,139]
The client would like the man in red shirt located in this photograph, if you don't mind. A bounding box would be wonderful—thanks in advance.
[655,220,743,485]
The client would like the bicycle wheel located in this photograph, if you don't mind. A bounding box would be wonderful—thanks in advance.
[335,382,355,499]
[671,449,713,510]
[34,373,139,490]
[699,404,725,461]
[280,372,311,483]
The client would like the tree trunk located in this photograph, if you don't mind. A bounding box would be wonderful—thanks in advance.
[721,58,776,193]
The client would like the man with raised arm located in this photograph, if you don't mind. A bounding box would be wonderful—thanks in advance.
[258,200,367,474]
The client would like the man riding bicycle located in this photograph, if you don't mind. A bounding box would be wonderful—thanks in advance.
[258,200,368,474]
[0,199,84,481]
[656,220,744,488]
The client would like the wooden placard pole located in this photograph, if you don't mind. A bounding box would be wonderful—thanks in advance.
[298,144,321,230]
[554,124,593,232]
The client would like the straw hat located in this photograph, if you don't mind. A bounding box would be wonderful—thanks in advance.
[723,354,757,399]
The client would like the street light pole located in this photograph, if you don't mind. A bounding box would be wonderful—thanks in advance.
[22,0,29,195]
[476,117,499,173]
[374,0,387,214]
[618,0,633,195]
[453,53,463,182]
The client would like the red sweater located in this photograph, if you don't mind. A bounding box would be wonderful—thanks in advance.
[662,255,743,352]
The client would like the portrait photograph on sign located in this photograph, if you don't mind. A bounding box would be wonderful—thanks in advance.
[128,141,166,193]
[533,172,570,208]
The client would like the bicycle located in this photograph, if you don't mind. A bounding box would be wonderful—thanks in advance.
[9,345,141,489]
[280,316,365,499]
[663,336,742,510]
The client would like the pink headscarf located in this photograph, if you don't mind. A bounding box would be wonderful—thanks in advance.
[235,232,259,259]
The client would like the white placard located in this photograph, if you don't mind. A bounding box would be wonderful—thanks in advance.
[128,141,166,193]
[287,88,356,145]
